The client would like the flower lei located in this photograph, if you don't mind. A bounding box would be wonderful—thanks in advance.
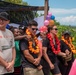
[47,33,60,54]
[61,36,76,54]
[26,29,40,54]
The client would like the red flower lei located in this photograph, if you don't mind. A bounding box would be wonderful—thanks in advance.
[47,33,60,54]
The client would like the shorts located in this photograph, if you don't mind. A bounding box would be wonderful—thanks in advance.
[23,67,44,75]
[41,60,60,75]
[51,63,60,74]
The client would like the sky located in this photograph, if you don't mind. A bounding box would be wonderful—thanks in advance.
[23,0,76,26]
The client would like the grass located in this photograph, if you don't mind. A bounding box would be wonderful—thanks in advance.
[50,73,52,75]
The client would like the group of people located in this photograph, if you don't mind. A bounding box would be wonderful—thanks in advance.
[0,12,76,75]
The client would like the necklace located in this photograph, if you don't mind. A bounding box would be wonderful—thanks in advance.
[26,29,40,54]
[61,36,76,54]
[47,33,60,54]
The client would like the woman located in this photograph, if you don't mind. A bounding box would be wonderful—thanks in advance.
[58,30,75,75]
[39,26,47,41]
[42,25,66,75]
[11,27,21,75]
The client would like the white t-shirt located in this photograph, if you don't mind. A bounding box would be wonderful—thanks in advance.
[0,29,15,74]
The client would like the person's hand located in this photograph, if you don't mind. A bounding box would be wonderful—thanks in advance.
[58,52,66,58]
[33,58,41,66]
[61,53,66,58]
[49,63,54,70]
[64,62,68,66]
[6,61,14,72]
[4,63,9,71]
[26,35,32,40]
[37,65,42,70]
[65,49,70,55]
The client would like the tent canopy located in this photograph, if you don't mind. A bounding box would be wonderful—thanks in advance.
[0,1,44,12]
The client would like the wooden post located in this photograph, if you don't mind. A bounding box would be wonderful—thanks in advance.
[44,0,49,20]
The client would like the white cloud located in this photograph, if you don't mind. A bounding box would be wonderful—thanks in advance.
[37,8,76,26]
[49,8,76,15]
[57,16,76,25]
[50,8,76,25]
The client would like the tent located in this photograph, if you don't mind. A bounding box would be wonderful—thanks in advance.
[34,16,44,28]
[0,1,44,12]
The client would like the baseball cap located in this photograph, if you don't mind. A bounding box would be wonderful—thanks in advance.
[63,30,71,35]
[0,12,9,20]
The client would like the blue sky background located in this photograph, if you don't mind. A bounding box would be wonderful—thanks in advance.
[23,0,76,26]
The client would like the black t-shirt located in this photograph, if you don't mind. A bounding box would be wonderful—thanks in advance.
[60,40,71,52]
[19,38,38,68]
[42,38,57,64]
[58,40,74,64]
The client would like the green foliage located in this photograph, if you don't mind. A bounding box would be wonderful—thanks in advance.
[54,20,60,26]
[22,1,28,5]
[4,0,22,4]
[39,13,44,17]
[4,0,28,5]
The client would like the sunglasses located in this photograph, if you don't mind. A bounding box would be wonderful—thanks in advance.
[0,18,7,22]
[52,28,58,30]
[32,28,38,31]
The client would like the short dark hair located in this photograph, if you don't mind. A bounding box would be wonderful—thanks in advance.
[28,20,38,27]
[47,25,56,33]
[19,25,27,33]
[10,27,17,33]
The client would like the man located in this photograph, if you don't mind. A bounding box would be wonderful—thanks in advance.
[19,20,44,75]
[0,12,16,75]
